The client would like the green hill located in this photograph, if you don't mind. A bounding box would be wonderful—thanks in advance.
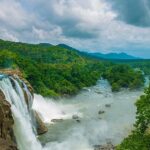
[0,39,144,97]
[57,43,139,60]
[0,39,105,97]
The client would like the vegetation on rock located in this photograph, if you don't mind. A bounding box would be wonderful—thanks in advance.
[112,59,150,75]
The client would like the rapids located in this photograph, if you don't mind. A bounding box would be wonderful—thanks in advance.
[34,80,143,150]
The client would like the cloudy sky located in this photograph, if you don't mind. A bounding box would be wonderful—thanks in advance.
[0,0,150,58]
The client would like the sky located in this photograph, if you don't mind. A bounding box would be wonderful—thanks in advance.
[0,0,150,58]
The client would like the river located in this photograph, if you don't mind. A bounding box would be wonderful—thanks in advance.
[33,79,143,150]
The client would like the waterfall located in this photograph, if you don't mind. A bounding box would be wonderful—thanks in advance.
[0,75,43,150]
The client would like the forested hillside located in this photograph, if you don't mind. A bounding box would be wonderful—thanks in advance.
[111,59,150,75]
[0,39,106,97]
[0,39,145,97]
[103,64,144,91]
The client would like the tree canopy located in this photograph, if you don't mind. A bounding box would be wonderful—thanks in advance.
[0,39,145,97]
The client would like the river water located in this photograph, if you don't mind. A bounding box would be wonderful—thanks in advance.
[33,79,143,150]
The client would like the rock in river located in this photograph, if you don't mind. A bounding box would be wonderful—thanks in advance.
[98,110,105,114]
[76,119,81,123]
[51,119,64,123]
[105,104,111,108]
[72,114,79,120]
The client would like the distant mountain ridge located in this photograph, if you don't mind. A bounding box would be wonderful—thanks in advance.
[89,52,139,60]
[57,44,139,60]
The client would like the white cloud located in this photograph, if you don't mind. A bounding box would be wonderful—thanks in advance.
[0,0,150,57]
[0,0,33,29]
[0,28,19,42]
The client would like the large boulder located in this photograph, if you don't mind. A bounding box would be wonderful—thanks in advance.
[0,90,18,150]
[34,111,48,135]
[98,110,105,114]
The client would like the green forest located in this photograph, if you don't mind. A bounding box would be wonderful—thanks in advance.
[102,64,144,91]
[0,39,145,97]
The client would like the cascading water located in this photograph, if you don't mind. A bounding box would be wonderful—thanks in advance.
[0,75,43,150]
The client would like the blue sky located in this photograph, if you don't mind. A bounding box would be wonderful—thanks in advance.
[0,0,150,58]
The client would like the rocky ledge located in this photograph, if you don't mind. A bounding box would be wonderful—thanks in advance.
[0,69,33,94]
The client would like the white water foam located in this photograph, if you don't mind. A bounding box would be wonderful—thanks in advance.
[33,94,82,123]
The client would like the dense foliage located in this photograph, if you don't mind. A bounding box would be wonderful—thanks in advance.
[0,40,107,97]
[117,132,150,150]
[0,39,145,97]
[112,59,150,75]
[102,64,144,91]
[117,86,150,150]
[129,60,150,75]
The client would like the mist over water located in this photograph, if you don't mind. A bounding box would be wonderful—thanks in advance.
[33,80,143,150]
[33,94,81,124]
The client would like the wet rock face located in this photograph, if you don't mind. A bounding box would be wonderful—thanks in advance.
[34,111,48,135]
[0,90,18,150]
